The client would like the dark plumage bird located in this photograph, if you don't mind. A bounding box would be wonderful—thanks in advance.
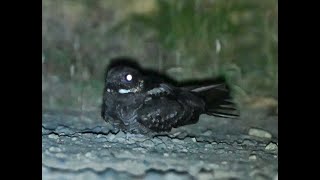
[101,64,239,134]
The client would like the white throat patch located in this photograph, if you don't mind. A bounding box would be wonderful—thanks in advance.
[118,89,132,94]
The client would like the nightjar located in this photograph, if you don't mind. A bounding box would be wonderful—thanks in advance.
[101,64,239,134]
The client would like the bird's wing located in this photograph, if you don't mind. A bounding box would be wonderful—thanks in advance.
[137,95,183,132]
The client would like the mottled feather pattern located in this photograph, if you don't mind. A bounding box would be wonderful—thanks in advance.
[101,64,239,134]
[138,97,180,132]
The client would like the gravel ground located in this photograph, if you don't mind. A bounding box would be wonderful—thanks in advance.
[42,109,278,180]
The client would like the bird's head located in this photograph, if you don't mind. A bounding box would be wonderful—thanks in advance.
[105,66,145,94]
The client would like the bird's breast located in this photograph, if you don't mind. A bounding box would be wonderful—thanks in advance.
[105,93,145,123]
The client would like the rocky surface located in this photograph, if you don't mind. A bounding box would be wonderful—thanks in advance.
[42,109,278,180]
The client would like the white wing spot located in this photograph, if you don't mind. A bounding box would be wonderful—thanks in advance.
[147,87,166,95]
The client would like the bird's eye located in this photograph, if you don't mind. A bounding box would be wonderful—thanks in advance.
[125,74,133,82]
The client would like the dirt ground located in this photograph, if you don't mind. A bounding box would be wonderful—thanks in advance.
[42,107,278,180]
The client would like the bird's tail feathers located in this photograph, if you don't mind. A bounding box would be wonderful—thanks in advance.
[191,84,239,119]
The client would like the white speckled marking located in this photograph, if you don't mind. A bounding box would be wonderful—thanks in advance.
[119,89,132,94]
[147,87,166,95]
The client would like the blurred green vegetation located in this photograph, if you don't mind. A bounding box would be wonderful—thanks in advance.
[42,0,277,111]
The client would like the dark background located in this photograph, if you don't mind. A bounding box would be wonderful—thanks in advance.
[42,0,277,117]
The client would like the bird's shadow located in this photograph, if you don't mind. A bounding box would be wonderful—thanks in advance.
[105,56,229,88]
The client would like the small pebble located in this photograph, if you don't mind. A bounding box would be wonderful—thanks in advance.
[106,134,116,141]
[181,148,188,152]
[191,138,197,142]
[85,152,92,158]
[49,147,61,152]
[48,134,59,140]
[265,142,278,151]
[205,144,213,148]
[196,137,205,142]
[211,142,218,145]
[156,143,167,149]
[249,155,257,161]
[97,134,103,138]
[249,128,272,139]
[141,140,154,148]
[202,130,212,136]
[76,153,82,160]
[163,153,169,157]
[103,144,111,148]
